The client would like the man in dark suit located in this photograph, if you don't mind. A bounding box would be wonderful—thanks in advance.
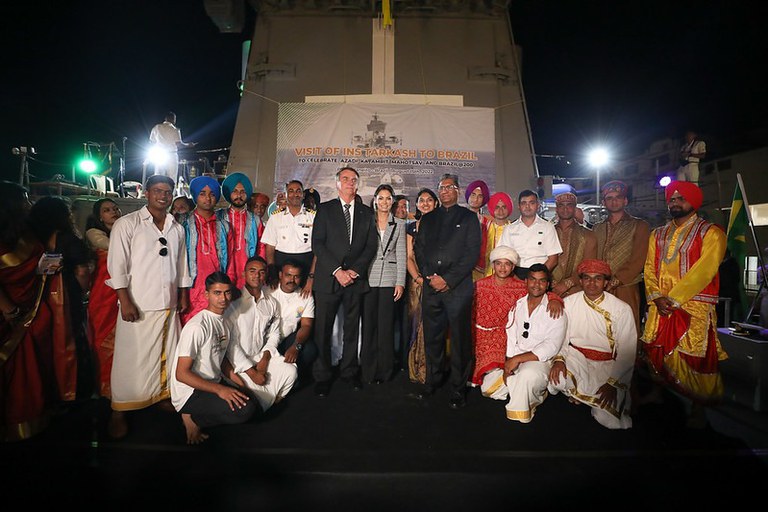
[413,173,481,409]
[311,167,378,397]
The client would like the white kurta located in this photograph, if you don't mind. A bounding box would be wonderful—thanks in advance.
[548,291,637,429]
[495,294,566,423]
[225,287,297,410]
[170,309,231,411]
[107,207,192,410]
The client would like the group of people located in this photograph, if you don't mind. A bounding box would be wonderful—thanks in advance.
[0,163,728,443]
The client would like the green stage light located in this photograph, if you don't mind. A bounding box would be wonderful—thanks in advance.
[78,158,98,173]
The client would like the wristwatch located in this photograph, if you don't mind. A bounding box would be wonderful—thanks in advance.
[295,343,304,352]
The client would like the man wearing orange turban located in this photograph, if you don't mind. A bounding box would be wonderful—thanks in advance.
[551,192,597,297]
[548,259,638,429]
[641,181,727,428]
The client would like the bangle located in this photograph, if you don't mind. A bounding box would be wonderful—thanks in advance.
[307,273,314,279]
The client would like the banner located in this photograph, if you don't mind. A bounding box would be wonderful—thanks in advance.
[275,103,495,205]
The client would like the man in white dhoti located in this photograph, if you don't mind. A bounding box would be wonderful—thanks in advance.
[499,264,567,423]
[548,259,637,429]
[106,174,192,438]
[171,272,257,444]
[225,256,298,411]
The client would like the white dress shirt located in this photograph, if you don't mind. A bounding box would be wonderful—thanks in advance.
[107,206,192,311]
[506,294,567,362]
[225,286,282,373]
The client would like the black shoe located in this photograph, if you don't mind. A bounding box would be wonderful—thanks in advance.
[347,376,363,391]
[408,385,434,401]
[314,381,331,398]
[448,392,466,409]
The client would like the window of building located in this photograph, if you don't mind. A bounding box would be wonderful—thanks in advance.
[745,256,761,293]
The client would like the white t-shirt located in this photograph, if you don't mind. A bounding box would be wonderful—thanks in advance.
[170,309,231,411]
[266,286,315,339]
[498,215,562,268]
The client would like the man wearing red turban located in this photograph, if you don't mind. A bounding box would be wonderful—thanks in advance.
[641,181,727,428]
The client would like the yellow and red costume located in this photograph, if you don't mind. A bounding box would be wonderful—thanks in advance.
[642,214,727,403]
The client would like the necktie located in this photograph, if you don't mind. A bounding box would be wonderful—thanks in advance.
[344,203,351,241]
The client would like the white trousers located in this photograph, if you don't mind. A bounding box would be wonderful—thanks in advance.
[494,361,551,423]
[239,355,298,411]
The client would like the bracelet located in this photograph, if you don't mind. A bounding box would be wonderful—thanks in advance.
[307,273,315,279]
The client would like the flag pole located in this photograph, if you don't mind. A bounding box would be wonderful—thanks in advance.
[737,173,767,321]
[738,173,766,271]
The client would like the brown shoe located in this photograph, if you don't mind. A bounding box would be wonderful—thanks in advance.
[107,411,128,439]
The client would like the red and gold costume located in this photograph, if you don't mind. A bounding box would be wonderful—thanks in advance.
[1,234,55,441]
[471,275,562,385]
[642,215,727,403]
[87,242,117,398]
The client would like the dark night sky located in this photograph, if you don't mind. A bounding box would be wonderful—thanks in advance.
[1,1,764,184]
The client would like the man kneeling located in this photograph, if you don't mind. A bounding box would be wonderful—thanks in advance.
[548,259,637,429]
[502,264,567,423]
[226,256,298,411]
[171,272,259,444]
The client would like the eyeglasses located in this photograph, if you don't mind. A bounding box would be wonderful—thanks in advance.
[522,321,530,339]
[158,237,168,256]
[437,185,458,191]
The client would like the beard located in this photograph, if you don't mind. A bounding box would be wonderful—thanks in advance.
[669,205,693,218]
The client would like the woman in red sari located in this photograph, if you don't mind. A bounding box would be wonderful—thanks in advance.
[0,181,55,441]
[85,198,122,398]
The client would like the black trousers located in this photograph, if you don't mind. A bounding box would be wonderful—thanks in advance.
[421,279,474,394]
[361,286,396,382]
[179,384,260,428]
[313,289,364,382]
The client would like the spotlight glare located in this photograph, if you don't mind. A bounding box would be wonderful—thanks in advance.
[147,145,169,166]
[659,176,672,187]
[587,148,609,168]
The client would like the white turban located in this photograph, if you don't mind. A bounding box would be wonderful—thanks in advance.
[489,245,520,266]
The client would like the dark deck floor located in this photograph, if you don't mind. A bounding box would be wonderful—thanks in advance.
[3,368,768,510]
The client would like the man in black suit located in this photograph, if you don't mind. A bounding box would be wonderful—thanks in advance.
[413,173,481,409]
[311,167,378,397]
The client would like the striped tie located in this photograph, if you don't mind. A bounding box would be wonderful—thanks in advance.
[344,203,351,241]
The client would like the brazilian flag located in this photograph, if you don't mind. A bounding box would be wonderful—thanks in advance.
[726,183,749,320]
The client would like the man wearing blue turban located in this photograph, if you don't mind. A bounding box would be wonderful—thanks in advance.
[180,175,236,324]
[217,172,261,290]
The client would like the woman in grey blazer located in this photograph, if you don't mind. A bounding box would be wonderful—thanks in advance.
[361,184,407,384]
